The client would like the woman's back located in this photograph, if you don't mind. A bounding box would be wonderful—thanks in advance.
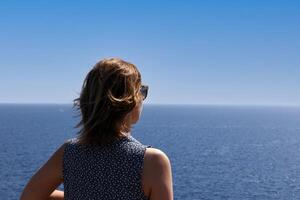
[63,134,152,200]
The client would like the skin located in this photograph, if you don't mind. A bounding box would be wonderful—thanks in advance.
[20,93,173,200]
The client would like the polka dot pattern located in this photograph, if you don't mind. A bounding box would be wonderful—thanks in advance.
[63,135,152,200]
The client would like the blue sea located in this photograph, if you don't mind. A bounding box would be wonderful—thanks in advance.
[1,104,300,200]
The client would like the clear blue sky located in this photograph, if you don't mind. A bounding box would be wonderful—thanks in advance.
[0,0,299,106]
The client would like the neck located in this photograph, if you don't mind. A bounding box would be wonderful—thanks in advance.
[121,131,131,137]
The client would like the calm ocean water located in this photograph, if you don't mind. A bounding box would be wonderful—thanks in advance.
[1,104,300,200]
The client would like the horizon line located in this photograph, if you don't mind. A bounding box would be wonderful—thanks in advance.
[0,102,300,108]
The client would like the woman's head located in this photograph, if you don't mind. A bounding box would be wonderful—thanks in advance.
[73,57,147,145]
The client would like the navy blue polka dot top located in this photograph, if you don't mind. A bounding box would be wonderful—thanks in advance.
[63,134,152,200]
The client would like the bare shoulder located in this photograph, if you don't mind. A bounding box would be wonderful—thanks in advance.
[145,147,171,165]
[144,147,172,180]
[49,140,69,165]
[143,147,173,200]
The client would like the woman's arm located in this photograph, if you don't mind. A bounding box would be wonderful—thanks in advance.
[20,143,66,200]
[145,148,174,200]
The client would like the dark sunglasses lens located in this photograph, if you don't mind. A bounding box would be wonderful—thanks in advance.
[141,86,148,100]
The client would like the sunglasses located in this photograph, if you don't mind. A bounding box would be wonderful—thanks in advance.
[140,85,149,100]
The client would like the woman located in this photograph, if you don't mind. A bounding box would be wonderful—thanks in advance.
[20,58,173,200]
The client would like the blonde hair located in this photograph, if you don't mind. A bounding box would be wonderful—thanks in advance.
[73,58,143,145]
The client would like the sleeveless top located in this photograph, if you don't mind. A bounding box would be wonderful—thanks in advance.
[63,135,152,200]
